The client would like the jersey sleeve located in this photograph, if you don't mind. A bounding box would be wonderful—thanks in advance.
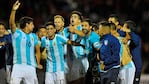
[32,33,39,46]
[41,36,46,48]
[91,32,100,49]
[57,35,68,44]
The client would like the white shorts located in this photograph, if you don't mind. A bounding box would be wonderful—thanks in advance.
[45,71,66,84]
[10,64,38,84]
[81,57,89,73]
[119,61,136,84]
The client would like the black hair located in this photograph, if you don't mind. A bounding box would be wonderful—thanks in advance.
[71,11,83,21]
[19,16,33,29]
[124,20,136,32]
[0,22,6,29]
[109,14,119,22]
[38,25,46,30]
[98,20,111,29]
[44,21,55,27]
[99,20,109,26]
[91,23,98,31]
[82,18,92,26]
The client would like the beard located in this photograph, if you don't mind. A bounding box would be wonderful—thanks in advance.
[82,29,89,35]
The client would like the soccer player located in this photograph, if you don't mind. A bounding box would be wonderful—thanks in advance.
[54,15,69,74]
[123,20,142,84]
[54,15,72,84]
[41,22,84,84]
[110,22,135,84]
[65,11,86,84]
[108,14,126,37]
[81,18,100,84]
[53,15,68,55]
[9,1,42,84]
[36,26,47,84]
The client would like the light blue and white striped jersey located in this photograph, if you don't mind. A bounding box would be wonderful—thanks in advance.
[41,34,68,72]
[65,25,85,58]
[57,28,69,37]
[57,28,69,55]
[12,29,39,67]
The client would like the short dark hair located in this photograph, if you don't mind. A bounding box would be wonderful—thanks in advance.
[71,11,83,21]
[109,14,119,22]
[45,21,55,27]
[0,22,6,29]
[99,20,110,28]
[124,20,136,32]
[99,20,109,26]
[19,16,33,29]
[38,25,46,30]
[91,23,98,31]
[82,18,92,26]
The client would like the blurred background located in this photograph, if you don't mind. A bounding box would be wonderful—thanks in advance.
[0,0,149,82]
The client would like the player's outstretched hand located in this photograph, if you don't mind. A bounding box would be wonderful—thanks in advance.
[12,0,21,11]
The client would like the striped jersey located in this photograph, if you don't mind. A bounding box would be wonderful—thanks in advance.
[41,34,68,72]
[65,25,85,58]
[57,28,69,37]
[57,28,69,55]
[12,29,39,67]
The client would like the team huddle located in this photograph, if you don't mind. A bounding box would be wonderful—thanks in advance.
[0,0,142,84]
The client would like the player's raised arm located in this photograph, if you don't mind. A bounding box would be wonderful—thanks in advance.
[9,0,20,33]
